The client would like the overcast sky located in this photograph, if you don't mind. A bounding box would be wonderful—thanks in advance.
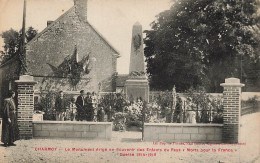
[0,0,172,74]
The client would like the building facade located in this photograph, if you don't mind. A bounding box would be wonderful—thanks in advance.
[0,0,119,109]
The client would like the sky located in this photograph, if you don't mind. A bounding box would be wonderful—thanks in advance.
[0,0,172,74]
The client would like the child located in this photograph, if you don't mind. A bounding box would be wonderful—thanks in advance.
[69,98,77,121]
[97,106,105,122]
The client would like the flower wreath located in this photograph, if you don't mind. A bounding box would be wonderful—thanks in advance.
[133,34,141,53]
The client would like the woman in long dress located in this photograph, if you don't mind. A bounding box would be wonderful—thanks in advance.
[1,91,20,147]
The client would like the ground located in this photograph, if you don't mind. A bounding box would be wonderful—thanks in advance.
[0,113,259,163]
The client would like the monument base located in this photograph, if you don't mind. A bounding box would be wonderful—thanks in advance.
[125,79,149,102]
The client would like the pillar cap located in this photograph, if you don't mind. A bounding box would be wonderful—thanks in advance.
[220,78,245,87]
[15,75,37,84]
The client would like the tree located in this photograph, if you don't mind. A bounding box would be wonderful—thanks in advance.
[26,26,38,42]
[0,28,20,61]
[144,0,260,92]
[0,27,38,64]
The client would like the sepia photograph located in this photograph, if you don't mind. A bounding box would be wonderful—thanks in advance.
[0,0,259,162]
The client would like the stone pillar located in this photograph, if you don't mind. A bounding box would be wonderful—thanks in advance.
[15,75,37,139]
[220,78,244,143]
[125,22,149,102]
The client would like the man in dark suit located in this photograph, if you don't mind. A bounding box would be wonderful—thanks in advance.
[55,91,66,121]
[75,90,85,121]
[85,92,93,121]
[1,91,19,147]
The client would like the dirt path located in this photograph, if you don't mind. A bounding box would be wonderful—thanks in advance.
[0,113,259,163]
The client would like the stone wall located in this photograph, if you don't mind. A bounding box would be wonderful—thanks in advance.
[0,56,20,111]
[26,3,118,92]
[33,121,112,140]
[144,123,223,143]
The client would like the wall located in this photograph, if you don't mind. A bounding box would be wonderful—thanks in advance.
[26,5,118,92]
[0,56,20,112]
[241,92,260,101]
[150,91,260,101]
[144,123,223,143]
[33,121,112,140]
[149,92,223,102]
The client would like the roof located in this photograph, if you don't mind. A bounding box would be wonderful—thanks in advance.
[26,5,120,57]
[116,74,129,87]
[0,54,19,68]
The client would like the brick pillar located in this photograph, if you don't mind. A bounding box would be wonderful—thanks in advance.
[15,75,37,139]
[220,78,244,143]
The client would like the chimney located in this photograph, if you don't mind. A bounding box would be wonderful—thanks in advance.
[47,21,54,26]
[74,0,88,22]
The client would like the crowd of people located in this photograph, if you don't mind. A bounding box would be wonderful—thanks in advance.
[54,90,105,122]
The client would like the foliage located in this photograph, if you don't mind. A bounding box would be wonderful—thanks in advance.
[185,88,223,123]
[99,93,128,120]
[242,95,259,112]
[124,101,165,127]
[99,93,117,111]
[145,102,164,123]
[37,91,56,120]
[36,89,73,120]
[186,88,212,110]
[150,91,173,118]
[124,102,143,128]
[26,27,38,42]
[144,0,260,92]
[46,45,91,90]
[0,27,38,64]
[112,112,126,131]
[212,111,223,124]
[211,96,224,123]
[109,98,166,129]
[40,75,91,92]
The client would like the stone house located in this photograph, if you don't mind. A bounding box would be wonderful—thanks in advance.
[0,0,120,108]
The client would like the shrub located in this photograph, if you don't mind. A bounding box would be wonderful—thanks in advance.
[144,102,163,123]
[124,102,143,128]
[37,90,73,120]
[242,95,259,110]
[37,91,56,120]
[99,93,129,121]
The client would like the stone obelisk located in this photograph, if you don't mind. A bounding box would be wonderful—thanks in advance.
[125,22,149,102]
[129,22,145,74]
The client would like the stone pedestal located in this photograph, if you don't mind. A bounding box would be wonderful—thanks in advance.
[220,78,244,143]
[15,75,37,139]
[125,78,149,102]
